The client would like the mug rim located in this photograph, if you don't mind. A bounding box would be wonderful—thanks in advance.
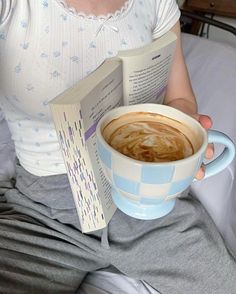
[96,104,208,166]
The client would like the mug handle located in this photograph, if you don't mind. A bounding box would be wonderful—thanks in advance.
[204,130,235,179]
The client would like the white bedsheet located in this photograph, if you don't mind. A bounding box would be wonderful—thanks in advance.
[0,33,236,293]
[183,33,236,255]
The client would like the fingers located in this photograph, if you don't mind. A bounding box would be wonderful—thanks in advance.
[205,143,214,159]
[192,114,213,129]
[193,113,213,180]
[195,142,214,181]
[195,165,205,180]
[198,115,213,129]
[195,144,214,180]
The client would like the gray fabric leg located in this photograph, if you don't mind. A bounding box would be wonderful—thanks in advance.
[0,166,108,293]
[106,196,236,294]
[1,164,236,294]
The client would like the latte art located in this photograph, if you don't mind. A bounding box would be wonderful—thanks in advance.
[102,112,194,162]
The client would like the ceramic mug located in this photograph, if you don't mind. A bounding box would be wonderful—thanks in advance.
[96,104,235,219]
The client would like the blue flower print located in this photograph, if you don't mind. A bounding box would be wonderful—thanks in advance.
[50,70,60,78]
[42,0,49,8]
[15,63,22,73]
[9,95,20,102]
[53,51,61,57]
[20,42,29,50]
[0,32,6,40]
[26,84,34,91]
[20,20,28,28]
[62,41,68,47]
[89,42,96,48]
[121,39,127,46]
[40,52,48,58]
[38,113,45,118]
[60,14,67,21]
[70,56,79,63]
[86,70,91,76]
[44,26,50,33]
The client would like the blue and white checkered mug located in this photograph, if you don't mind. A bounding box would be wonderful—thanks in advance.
[96,104,235,220]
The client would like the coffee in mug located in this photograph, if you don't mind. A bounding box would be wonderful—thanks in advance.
[96,104,235,220]
[102,112,195,162]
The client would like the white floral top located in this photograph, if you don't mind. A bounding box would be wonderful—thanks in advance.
[0,0,180,176]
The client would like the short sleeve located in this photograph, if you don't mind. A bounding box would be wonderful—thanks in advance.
[152,0,181,39]
[0,0,13,25]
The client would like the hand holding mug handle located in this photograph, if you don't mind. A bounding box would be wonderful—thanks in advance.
[194,114,235,180]
[204,130,235,179]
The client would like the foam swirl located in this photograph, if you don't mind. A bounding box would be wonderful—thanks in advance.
[103,113,194,162]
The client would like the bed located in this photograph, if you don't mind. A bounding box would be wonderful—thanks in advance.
[1,31,236,294]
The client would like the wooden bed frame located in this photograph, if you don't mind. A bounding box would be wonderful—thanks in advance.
[180,0,236,36]
[180,9,236,35]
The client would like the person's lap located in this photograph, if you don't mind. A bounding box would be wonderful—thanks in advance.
[0,164,236,294]
[0,165,108,293]
[108,195,236,293]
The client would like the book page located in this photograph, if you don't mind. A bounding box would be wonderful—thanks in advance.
[80,63,123,226]
[118,31,177,106]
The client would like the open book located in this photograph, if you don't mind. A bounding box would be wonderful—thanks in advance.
[50,31,177,233]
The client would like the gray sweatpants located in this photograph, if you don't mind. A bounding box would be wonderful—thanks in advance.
[0,164,236,294]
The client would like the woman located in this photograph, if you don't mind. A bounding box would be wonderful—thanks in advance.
[0,1,235,293]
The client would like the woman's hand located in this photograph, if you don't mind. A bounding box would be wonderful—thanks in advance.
[165,98,214,180]
[192,114,214,180]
